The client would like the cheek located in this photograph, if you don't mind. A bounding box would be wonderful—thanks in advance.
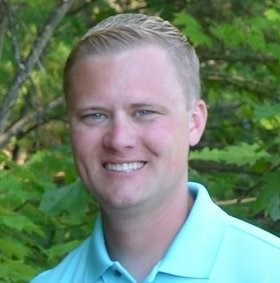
[70,129,100,182]
[144,120,189,156]
[70,129,83,153]
[70,127,98,158]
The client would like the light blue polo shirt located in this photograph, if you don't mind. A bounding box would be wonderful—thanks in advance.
[30,182,280,283]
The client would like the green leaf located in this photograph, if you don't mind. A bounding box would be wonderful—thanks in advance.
[251,101,280,130]
[0,259,38,282]
[264,9,280,22]
[0,238,30,259]
[174,12,212,47]
[267,43,280,61]
[254,172,280,221]
[246,26,266,52]
[46,240,80,260]
[190,143,270,166]
[1,213,44,236]
[39,179,89,216]
[253,103,280,120]
[210,22,244,47]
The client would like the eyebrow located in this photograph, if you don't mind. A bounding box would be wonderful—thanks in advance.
[130,103,156,108]
[74,101,166,115]
[74,105,108,115]
[80,102,159,109]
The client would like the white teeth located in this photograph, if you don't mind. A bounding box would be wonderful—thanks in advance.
[105,162,144,172]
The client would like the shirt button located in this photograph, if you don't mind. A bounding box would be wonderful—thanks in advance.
[113,268,122,277]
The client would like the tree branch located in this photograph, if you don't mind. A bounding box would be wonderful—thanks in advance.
[203,71,280,101]
[189,160,261,176]
[0,97,64,148]
[0,0,74,133]
[200,53,278,64]
[217,196,257,206]
[0,0,8,59]
[4,0,23,68]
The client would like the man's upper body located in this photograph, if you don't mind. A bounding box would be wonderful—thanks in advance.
[31,182,280,283]
[63,13,208,281]
[31,13,280,283]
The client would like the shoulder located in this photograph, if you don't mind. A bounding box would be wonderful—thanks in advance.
[188,182,280,282]
[30,237,92,283]
[224,216,280,258]
[190,182,280,251]
[229,215,280,245]
[211,214,280,282]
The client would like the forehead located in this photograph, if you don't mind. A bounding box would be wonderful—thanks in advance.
[69,44,180,87]
[77,43,172,70]
[67,44,187,107]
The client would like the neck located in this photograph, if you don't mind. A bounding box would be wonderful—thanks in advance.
[101,187,193,282]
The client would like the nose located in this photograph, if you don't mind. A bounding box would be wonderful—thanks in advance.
[102,114,137,151]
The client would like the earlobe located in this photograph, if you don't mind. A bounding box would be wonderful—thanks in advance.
[189,99,208,147]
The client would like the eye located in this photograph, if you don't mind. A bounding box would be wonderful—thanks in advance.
[89,112,106,120]
[81,112,108,125]
[133,109,160,122]
[134,109,155,117]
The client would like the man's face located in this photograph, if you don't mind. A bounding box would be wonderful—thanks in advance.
[67,44,206,213]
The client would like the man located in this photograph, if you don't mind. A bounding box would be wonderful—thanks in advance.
[31,13,280,283]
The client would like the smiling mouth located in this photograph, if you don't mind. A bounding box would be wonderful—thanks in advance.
[104,162,145,173]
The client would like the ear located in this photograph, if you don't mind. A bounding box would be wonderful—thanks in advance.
[189,99,208,147]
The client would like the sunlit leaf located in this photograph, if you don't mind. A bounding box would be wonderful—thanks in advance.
[0,238,30,259]
[190,143,270,166]
[0,259,38,281]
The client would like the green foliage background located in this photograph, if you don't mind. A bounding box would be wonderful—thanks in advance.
[0,0,280,282]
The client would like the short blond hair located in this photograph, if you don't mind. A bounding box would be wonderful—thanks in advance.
[64,13,200,107]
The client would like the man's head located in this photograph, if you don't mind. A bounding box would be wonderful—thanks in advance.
[65,13,207,212]
[63,13,200,109]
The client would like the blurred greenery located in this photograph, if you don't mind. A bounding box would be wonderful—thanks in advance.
[0,0,280,282]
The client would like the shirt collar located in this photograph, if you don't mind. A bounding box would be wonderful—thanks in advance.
[86,215,114,282]
[86,182,226,281]
[157,182,226,279]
